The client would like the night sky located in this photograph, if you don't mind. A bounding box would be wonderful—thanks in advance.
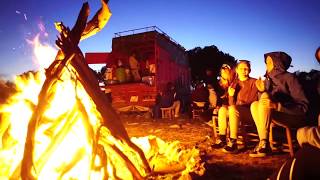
[0,0,319,80]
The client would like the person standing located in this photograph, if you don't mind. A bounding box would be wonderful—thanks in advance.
[129,53,141,82]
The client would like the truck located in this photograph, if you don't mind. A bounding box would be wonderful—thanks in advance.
[85,26,191,112]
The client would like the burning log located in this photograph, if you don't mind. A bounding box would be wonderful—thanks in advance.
[20,1,151,179]
[0,0,205,179]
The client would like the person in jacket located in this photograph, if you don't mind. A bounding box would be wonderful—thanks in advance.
[250,51,309,157]
[222,60,258,153]
[191,82,209,110]
[152,82,180,119]
[212,64,236,148]
[269,48,320,179]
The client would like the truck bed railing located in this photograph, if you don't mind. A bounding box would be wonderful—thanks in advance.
[114,26,185,50]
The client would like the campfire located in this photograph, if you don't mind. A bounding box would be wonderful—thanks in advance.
[0,1,204,179]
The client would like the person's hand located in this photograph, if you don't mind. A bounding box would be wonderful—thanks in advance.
[228,87,235,96]
[260,96,271,107]
[259,92,277,108]
[255,77,265,92]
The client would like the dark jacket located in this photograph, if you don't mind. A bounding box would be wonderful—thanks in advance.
[191,85,209,102]
[264,52,309,115]
[215,85,229,106]
[160,90,174,108]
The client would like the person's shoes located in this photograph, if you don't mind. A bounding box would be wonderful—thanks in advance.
[223,139,238,153]
[174,114,179,118]
[211,139,226,149]
[249,140,271,158]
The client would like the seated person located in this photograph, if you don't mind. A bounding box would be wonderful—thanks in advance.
[250,51,309,157]
[207,84,217,109]
[270,48,320,179]
[152,82,180,119]
[191,82,209,110]
[105,67,113,81]
[140,57,151,77]
[124,66,133,82]
[212,64,236,148]
[222,60,258,153]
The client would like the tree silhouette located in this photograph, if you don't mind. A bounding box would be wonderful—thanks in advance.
[187,45,237,86]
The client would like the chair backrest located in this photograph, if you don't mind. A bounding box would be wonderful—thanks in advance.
[193,101,206,108]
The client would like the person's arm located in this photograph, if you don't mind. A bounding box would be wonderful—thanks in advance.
[228,86,236,105]
[286,75,309,114]
[209,88,218,108]
[297,126,320,149]
[255,77,265,92]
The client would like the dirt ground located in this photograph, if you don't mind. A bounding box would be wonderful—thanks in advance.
[121,113,290,180]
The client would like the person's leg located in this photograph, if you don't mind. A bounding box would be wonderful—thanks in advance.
[250,93,273,157]
[231,105,254,137]
[212,106,228,148]
[173,100,181,117]
[152,104,161,119]
[228,105,240,140]
[256,92,273,140]
[224,105,253,153]
[271,111,305,128]
[297,126,320,148]
[132,69,140,81]
[250,101,261,137]
[223,105,240,153]
[218,106,228,136]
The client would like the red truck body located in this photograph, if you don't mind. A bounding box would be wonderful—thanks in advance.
[85,26,191,112]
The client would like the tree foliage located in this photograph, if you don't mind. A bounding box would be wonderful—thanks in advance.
[187,45,237,85]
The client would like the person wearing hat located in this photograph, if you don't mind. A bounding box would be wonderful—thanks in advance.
[212,64,236,149]
[250,51,309,158]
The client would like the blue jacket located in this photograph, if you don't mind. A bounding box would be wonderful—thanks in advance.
[264,52,309,115]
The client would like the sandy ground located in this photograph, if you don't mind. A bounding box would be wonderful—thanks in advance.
[122,113,290,180]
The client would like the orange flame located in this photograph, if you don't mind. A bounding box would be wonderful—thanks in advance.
[0,33,204,179]
[27,33,57,70]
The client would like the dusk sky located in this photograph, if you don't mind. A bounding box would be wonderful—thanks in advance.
[0,0,319,80]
